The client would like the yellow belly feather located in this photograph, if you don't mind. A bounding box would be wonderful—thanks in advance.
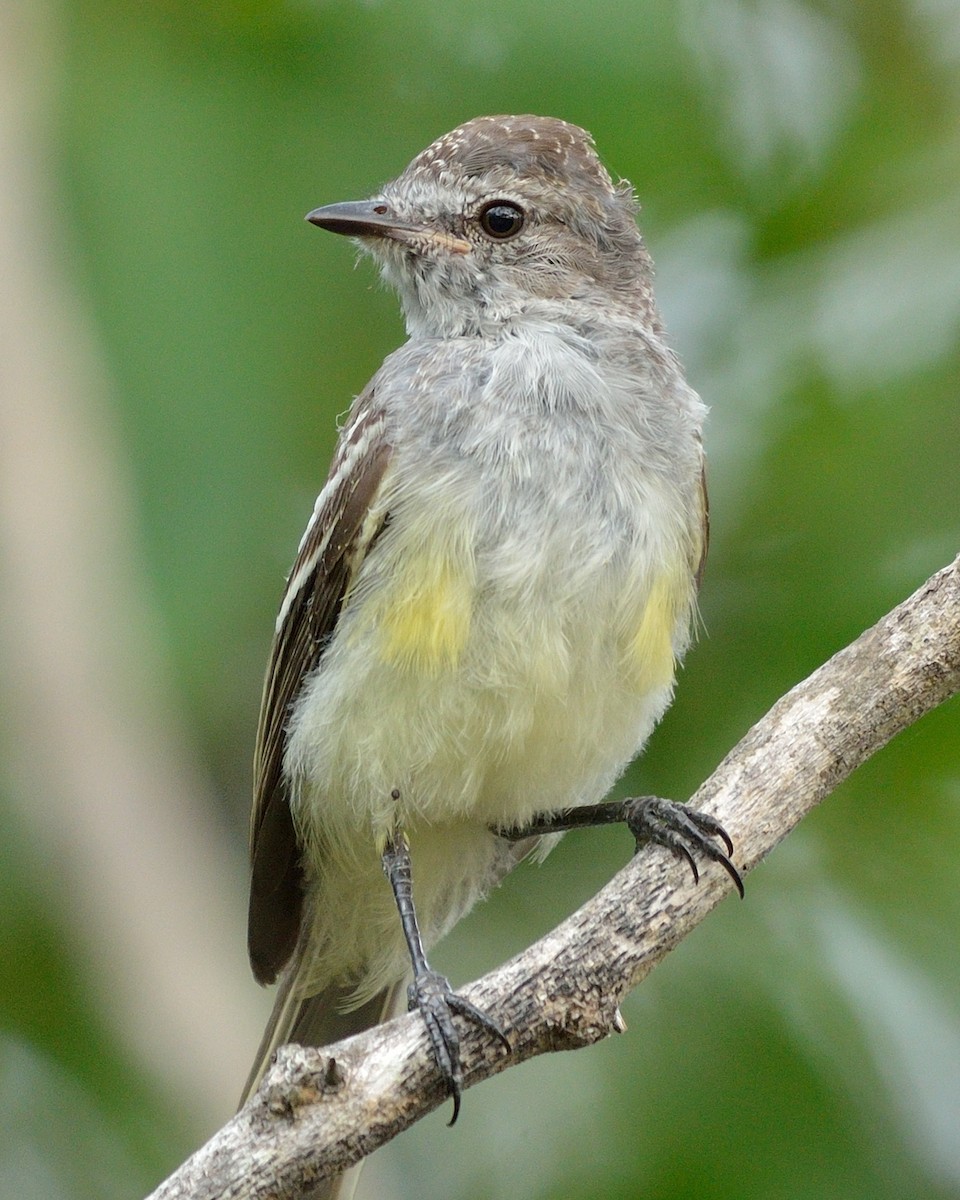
[374,554,474,673]
[622,571,689,694]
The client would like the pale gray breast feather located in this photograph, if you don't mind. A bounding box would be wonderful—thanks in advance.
[380,324,703,491]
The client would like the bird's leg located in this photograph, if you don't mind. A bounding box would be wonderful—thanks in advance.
[381,830,510,1124]
[497,797,744,898]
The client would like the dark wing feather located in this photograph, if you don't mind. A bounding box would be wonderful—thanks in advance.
[248,393,391,985]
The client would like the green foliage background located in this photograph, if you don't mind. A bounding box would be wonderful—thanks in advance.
[2,1,959,1197]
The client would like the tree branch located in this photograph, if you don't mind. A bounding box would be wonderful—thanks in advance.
[147,555,960,1200]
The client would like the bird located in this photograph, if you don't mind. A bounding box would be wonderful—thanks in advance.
[240,114,740,1198]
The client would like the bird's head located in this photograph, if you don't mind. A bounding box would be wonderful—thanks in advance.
[307,115,654,337]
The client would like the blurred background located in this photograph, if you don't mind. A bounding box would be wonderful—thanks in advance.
[1,1,959,1197]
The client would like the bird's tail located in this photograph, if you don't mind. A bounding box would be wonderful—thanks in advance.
[240,961,406,1200]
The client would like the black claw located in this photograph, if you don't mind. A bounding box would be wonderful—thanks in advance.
[409,969,509,1125]
[624,796,744,899]
[686,807,735,858]
[676,842,700,886]
[719,853,745,898]
[446,992,511,1051]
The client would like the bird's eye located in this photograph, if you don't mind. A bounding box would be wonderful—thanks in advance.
[478,201,525,240]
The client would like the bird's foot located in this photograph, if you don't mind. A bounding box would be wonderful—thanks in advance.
[408,968,509,1125]
[622,796,744,898]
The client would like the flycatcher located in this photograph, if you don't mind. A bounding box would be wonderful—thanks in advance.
[241,115,740,1193]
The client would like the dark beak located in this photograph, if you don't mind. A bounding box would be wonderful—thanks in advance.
[305,200,415,239]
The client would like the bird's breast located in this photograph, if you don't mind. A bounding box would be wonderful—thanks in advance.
[285,325,702,839]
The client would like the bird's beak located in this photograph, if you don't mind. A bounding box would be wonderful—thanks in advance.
[305,200,471,254]
[305,200,416,239]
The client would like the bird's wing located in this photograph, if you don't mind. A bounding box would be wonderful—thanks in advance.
[248,389,391,985]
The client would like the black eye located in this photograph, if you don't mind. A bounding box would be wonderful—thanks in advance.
[479,201,525,240]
